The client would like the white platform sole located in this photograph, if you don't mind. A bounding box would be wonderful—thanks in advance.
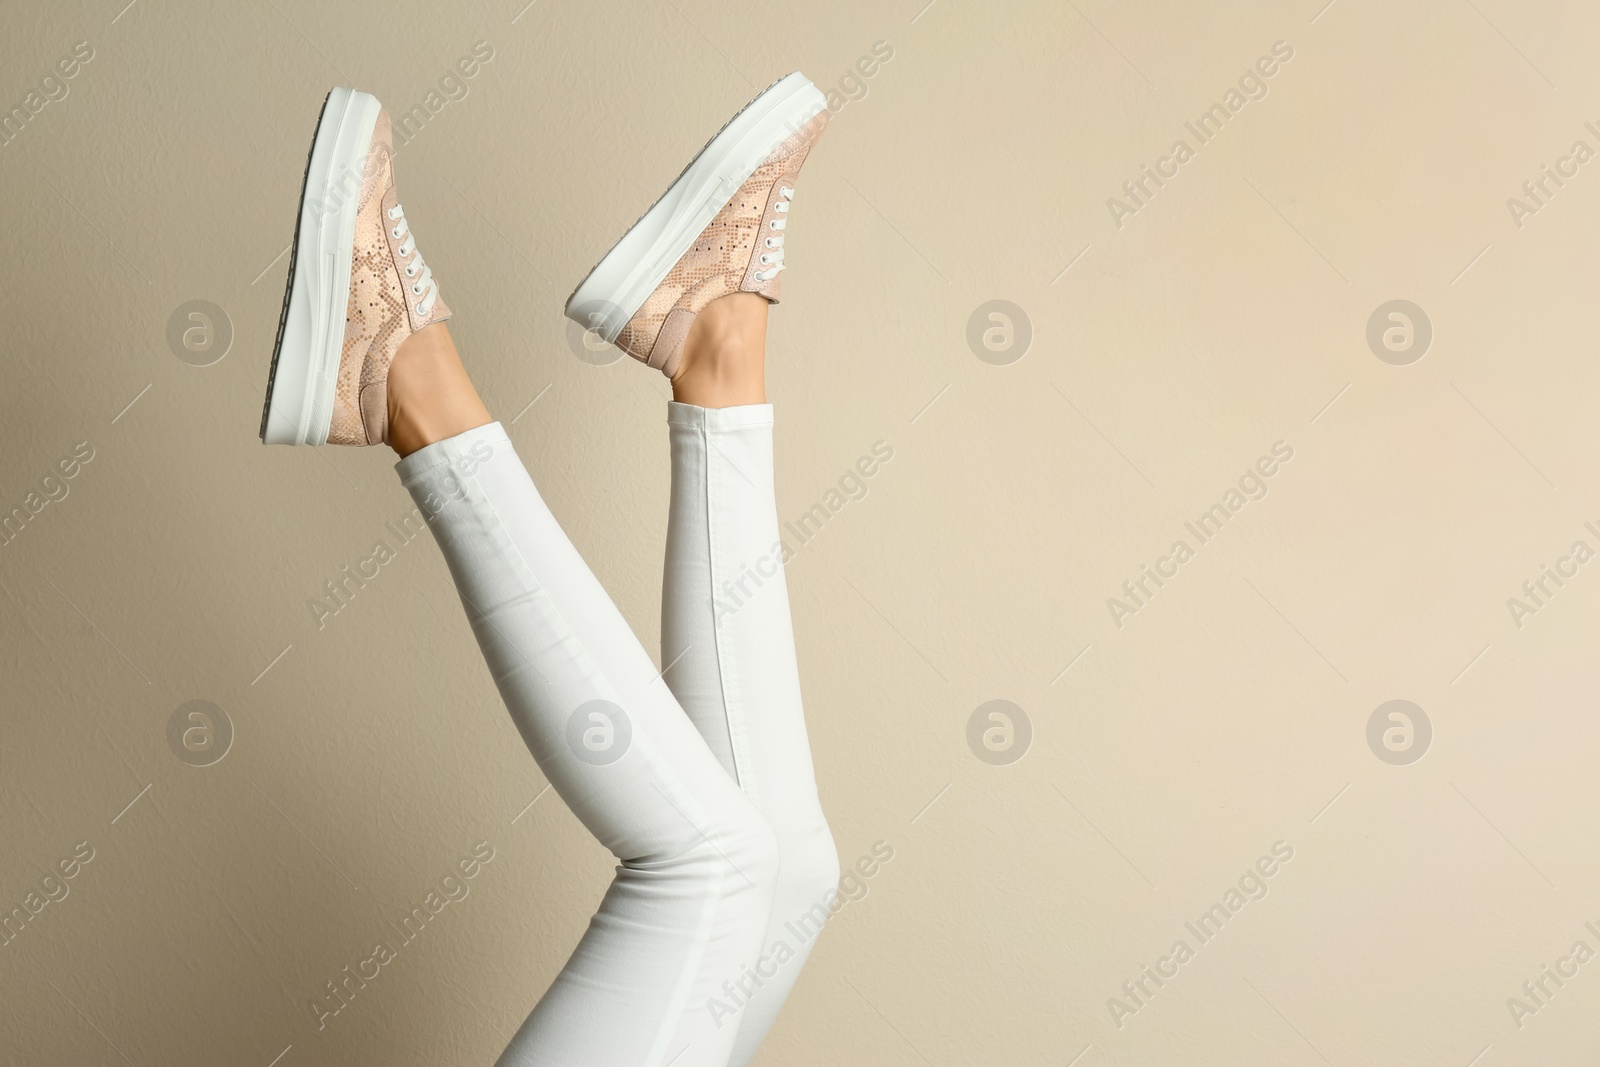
[564,72,826,343]
[261,87,382,445]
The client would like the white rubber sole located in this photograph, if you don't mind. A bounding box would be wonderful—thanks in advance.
[261,87,382,445]
[564,72,826,343]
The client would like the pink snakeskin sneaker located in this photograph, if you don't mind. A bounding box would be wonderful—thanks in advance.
[565,72,828,378]
[261,87,450,446]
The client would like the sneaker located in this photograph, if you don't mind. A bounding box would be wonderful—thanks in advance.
[565,72,828,378]
[261,87,450,446]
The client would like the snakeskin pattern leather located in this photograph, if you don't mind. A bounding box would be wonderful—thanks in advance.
[614,110,828,378]
[327,110,451,446]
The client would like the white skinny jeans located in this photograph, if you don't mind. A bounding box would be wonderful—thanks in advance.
[395,405,837,1067]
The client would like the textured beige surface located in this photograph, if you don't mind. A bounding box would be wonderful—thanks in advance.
[2,1,1599,1065]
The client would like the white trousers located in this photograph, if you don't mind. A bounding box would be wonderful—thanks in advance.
[395,405,837,1067]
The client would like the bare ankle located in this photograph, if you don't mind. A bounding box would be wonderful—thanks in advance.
[387,323,492,456]
[671,293,769,407]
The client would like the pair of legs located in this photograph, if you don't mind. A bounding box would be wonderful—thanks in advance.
[388,294,837,1067]
[260,75,837,1063]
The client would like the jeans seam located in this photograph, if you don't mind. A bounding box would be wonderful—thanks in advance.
[704,421,751,798]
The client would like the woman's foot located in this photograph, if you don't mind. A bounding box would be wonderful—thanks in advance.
[261,87,455,448]
[564,72,829,382]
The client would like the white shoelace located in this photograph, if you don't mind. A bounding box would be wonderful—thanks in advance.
[386,203,439,317]
[754,185,794,282]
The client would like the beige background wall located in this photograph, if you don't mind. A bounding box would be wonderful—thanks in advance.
[3,0,1599,1063]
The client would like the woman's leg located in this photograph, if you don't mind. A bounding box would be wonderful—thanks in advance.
[554,71,837,1060]
[661,296,841,1064]
[389,326,780,1067]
